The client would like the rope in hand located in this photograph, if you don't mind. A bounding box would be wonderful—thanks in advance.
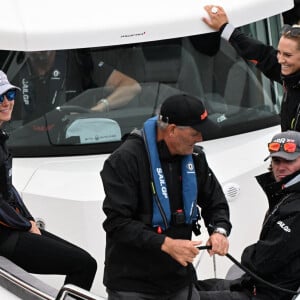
[197,246,300,296]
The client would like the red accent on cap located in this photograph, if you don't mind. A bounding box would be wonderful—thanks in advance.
[200,109,208,120]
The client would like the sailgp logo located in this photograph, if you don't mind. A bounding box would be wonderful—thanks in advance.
[277,220,291,232]
[156,168,168,199]
[22,78,30,106]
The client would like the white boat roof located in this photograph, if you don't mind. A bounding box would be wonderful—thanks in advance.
[1,0,294,51]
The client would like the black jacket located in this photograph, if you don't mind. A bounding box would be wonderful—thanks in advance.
[283,0,300,25]
[239,171,300,300]
[0,130,33,229]
[0,130,34,256]
[228,28,300,132]
[101,131,231,295]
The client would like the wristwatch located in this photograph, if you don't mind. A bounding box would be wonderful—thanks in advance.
[213,227,228,237]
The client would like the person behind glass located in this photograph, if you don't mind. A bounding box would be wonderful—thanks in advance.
[16,50,141,122]
[196,130,300,300]
[202,5,300,132]
[0,70,97,290]
[101,94,231,300]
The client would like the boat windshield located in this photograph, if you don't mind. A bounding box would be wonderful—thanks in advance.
[2,16,282,157]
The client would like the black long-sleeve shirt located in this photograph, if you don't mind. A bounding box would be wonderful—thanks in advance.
[228,27,300,132]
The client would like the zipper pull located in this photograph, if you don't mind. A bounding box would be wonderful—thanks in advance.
[253,284,256,296]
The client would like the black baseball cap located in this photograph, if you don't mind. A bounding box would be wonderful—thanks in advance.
[159,94,219,139]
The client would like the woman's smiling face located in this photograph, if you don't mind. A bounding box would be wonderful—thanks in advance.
[277,36,300,76]
[0,92,14,126]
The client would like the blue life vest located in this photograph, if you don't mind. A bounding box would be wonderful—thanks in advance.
[142,116,198,231]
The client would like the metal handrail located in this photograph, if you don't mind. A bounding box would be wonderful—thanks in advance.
[0,258,106,300]
[0,267,54,300]
[55,284,106,300]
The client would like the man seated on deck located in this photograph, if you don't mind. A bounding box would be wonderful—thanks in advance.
[197,130,300,300]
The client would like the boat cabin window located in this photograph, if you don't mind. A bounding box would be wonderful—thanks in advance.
[2,15,282,157]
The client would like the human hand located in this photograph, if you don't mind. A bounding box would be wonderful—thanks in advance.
[161,237,202,266]
[202,5,229,31]
[206,233,229,256]
[90,103,104,112]
[91,99,109,112]
[29,220,41,235]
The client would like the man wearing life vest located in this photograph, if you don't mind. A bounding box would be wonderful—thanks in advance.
[101,93,231,300]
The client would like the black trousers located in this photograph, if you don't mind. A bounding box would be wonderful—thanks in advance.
[2,229,97,291]
[197,279,256,300]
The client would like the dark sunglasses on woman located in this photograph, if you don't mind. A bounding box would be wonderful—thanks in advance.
[0,90,16,103]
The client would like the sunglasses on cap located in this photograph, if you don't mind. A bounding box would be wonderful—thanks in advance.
[281,24,300,37]
[0,90,16,104]
[268,141,299,153]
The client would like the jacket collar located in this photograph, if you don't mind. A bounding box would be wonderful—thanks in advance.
[157,140,181,162]
[130,128,180,162]
[281,70,300,89]
[256,170,300,208]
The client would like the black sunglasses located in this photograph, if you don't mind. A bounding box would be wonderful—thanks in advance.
[281,24,300,37]
[0,90,16,103]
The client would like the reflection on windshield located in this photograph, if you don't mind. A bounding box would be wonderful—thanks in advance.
[18,50,141,119]
[3,27,280,157]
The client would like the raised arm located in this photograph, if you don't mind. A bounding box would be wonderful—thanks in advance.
[91,70,141,112]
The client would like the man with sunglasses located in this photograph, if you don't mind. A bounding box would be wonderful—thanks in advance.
[195,130,300,299]
[202,5,300,133]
